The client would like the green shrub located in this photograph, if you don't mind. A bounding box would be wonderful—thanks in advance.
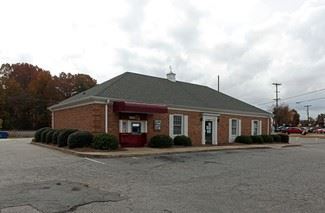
[68,131,93,149]
[45,130,56,144]
[271,134,281,143]
[235,136,253,144]
[278,134,289,143]
[34,127,50,142]
[261,135,273,143]
[149,135,173,148]
[92,133,119,150]
[52,130,60,144]
[173,135,192,146]
[41,129,52,143]
[57,129,77,147]
[251,135,264,144]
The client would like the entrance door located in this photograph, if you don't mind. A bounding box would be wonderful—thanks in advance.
[205,120,213,145]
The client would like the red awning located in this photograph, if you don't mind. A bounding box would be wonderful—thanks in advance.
[113,101,168,114]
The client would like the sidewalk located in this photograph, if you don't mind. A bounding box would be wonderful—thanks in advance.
[31,142,301,158]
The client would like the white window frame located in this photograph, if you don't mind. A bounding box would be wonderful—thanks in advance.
[169,114,188,138]
[229,118,241,143]
[251,120,262,136]
[119,120,147,134]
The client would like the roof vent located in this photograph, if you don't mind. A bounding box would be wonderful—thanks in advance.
[166,65,176,82]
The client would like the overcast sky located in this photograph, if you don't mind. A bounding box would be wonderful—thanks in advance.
[1,0,324,119]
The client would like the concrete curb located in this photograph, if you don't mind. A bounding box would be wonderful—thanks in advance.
[31,142,302,158]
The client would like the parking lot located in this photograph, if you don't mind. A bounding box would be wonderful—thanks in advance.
[1,137,325,213]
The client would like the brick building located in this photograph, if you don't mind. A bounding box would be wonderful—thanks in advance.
[49,72,272,147]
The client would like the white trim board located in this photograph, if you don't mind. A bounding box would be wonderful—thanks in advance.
[201,115,218,145]
[168,107,271,118]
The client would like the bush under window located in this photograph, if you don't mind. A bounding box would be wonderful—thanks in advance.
[68,131,93,149]
[173,135,192,146]
[92,133,119,150]
[261,135,274,143]
[251,135,264,144]
[149,135,173,148]
[235,136,253,144]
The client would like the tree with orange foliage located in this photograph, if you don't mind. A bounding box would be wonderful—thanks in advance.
[0,63,96,130]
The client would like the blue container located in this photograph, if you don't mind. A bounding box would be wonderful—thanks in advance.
[0,131,9,139]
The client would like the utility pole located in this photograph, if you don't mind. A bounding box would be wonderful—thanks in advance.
[217,75,220,92]
[272,83,281,108]
[272,83,281,129]
[304,105,312,123]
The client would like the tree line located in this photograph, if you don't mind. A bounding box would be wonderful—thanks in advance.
[273,104,325,127]
[0,63,96,130]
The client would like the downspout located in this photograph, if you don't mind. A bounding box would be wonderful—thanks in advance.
[51,111,55,129]
[105,99,109,133]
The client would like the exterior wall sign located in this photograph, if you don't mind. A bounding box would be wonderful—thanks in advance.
[154,120,161,131]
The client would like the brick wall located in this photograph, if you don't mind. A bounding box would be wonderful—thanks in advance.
[53,104,105,133]
[218,115,270,145]
[53,103,271,146]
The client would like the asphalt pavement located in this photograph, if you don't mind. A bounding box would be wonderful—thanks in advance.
[1,137,325,213]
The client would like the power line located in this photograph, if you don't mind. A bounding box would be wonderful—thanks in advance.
[296,97,325,104]
[256,87,325,106]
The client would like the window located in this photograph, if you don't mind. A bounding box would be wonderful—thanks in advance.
[252,120,261,135]
[231,119,238,136]
[119,120,147,133]
[131,122,141,134]
[253,121,259,135]
[173,115,183,135]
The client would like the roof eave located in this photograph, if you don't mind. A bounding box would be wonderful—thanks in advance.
[48,96,108,111]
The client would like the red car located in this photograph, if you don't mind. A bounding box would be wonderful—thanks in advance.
[283,127,303,134]
[315,128,325,134]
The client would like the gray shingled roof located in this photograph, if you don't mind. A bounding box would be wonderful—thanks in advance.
[50,72,270,116]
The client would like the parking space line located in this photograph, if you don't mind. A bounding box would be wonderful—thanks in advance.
[84,157,106,165]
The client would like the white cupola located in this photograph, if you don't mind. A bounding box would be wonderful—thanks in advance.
[166,65,176,82]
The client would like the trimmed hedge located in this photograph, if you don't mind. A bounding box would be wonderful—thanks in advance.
[251,135,264,144]
[57,129,77,147]
[45,130,56,144]
[271,134,281,143]
[52,130,60,144]
[261,135,273,143]
[237,134,287,144]
[92,133,119,150]
[235,136,253,144]
[278,134,289,143]
[41,129,52,143]
[68,131,93,149]
[34,127,50,142]
[149,135,173,148]
[173,135,192,146]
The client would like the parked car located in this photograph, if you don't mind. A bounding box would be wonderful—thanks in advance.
[315,128,325,134]
[282,127,304,134]
[0,131,9,139]
[276,126,288,132]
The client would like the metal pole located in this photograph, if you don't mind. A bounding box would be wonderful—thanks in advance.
[304,105,312,123]
[272,83,281,128]
[217,75,220,92]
